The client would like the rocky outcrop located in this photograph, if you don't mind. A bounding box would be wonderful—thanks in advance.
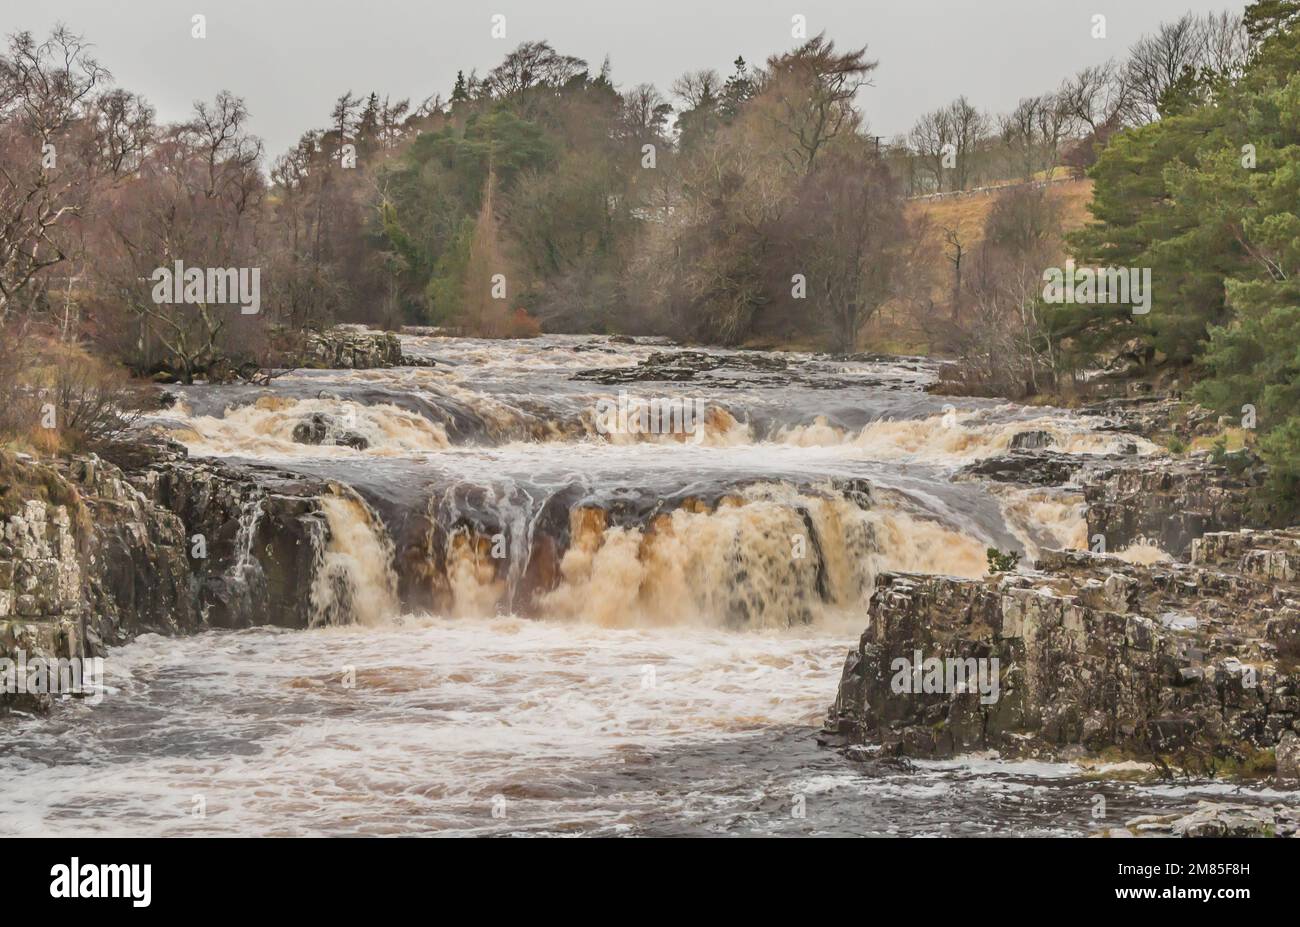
[295,329,420,369]
[959,435,1263,559]
[1085,457,1260,557]
[0,468,86,713]
[1,444,356,715]
[1084,395,1226,444]
[957,450,1085,486]
[573,349,800,387]
[120,446,337,630]
[824,528,1300,776]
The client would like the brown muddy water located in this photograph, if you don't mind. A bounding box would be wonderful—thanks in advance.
[0,334,1281,835]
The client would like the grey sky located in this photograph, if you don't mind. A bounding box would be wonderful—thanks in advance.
[11,0,1246,159]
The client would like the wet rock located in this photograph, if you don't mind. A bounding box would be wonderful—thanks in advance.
[1277,731,1300,781]
[825,528,1300,768]
[294,328,405,370]
[1168,802,1300,838]
[1098,803,1300,837]
[2,440,369,715]
[292,414,330,445]
[291,413,369,450]
[133,449,335,629]
[1085,457,1261,557]
[956,451,1079,486]
[1082,396,1219,443]
[1009,430,1055,451]
[573,349,796,388]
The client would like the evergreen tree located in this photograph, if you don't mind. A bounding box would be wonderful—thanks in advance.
[720,56,756,121]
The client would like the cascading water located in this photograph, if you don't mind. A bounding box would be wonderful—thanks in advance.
[310,493,400,627]
[7,332,1234,837]
[151,335,1143,627]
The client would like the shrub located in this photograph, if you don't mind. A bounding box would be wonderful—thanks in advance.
[1,333,151,454]
[986,547,1021,573]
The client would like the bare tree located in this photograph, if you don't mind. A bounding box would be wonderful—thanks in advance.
[97,95,266,382]
[92,88,153,175]
[1059,60,1132,134]
[945,96,989,191]
[0,27,109,320]
[762,33,877,174]
[671,69,722,111]
[671,69,722,148]
[908,107,954,192]
[186,90,263,209]
[1196,11,1250,80]
[797,148,906,351]
[619,84,673,143]
[486,41,587,99]
[1125,14,1203,124]
[942,225,965,322]
[998,94,1067,180]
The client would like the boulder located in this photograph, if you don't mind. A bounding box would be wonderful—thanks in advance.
[1277,731,1300,782]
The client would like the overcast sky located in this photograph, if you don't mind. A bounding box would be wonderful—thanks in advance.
[12,0,1246,158]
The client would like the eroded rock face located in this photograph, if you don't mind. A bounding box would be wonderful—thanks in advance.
[120,445,335,630]
[0,488,85,713]
[64,455,197,644]
[824,529,1300,773]
[297,329,407,369]
[1277,731,1300,781]
[1,444,347,714]
[1085,458,1259,557]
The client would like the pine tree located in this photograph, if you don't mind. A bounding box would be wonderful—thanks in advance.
[720,56,755,121]
[451,70,469,104]
[357,92,380,155]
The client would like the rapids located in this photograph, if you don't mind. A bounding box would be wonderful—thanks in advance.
[8,332,1261,837]
[152,334,1142,627]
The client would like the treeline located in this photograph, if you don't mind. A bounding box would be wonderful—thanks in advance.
[0,27,912,366]
[893,11,1252,193]
[363,37,905,348]
[0,11,1263,372]
[0,4,1296,465]
[1049,0,1300,513]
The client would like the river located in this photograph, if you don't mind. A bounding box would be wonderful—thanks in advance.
[0,333,1282,835]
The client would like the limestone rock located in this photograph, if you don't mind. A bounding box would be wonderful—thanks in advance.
[825,529,1300,768]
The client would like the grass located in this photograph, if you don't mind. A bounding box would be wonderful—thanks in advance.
[863,178,1095,354]
[0,450,81,521]
[1190,427,1250,454]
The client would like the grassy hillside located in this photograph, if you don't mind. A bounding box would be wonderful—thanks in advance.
[864,178,1094,355]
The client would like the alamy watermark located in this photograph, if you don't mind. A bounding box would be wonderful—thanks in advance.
[890,650,1001,705]
[50,858,150,907]
[1042,259,1151,315]
[0,650,105,705]
[151,260,261,315]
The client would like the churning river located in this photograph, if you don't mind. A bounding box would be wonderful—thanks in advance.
[0,334,1285,835]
